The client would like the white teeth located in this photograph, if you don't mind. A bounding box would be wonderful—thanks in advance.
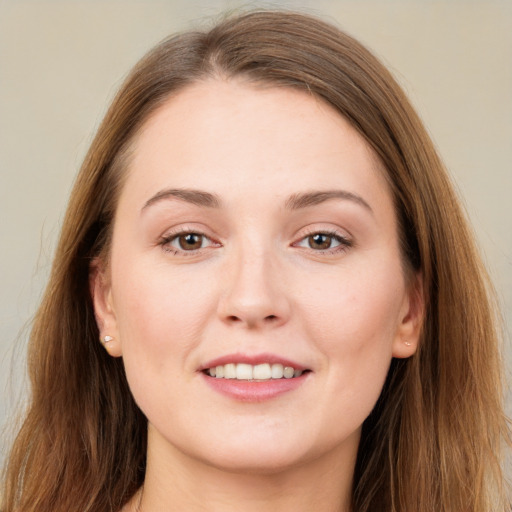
[224,363,236,379]
[283,366,294,379]
[271,363,284,379]
[206,362,306,380]
[236,363,253,380]
[253,363,271,380]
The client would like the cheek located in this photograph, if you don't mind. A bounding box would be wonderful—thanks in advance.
[111,259,216,373]
[297,262,405,407]
[301,262,404,345]
[110,262,220,425]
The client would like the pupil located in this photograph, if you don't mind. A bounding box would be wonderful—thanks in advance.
[179,233,202,250]
[309,234,331,250]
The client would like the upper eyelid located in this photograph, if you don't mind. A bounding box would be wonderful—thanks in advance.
[160,224,216,239]
[299,230,348,241]
[294,225,352,241]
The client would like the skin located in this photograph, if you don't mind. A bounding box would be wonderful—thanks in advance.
[92,79,423,511]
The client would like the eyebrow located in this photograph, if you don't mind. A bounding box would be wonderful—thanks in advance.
[142,188,221,211]
[285,190,373,214]
[141,187,372,215]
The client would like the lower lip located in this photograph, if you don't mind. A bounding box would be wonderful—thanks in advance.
[201,372,309,402]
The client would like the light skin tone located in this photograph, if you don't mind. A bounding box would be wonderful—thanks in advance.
[92,79,423,511]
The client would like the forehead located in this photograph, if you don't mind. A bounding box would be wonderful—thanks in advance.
[120,78,392,214]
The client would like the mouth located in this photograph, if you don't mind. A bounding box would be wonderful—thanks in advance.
[203,362,311,381]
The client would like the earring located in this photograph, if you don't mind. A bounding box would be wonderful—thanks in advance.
[100,335,114,345]
[404,341,412,346]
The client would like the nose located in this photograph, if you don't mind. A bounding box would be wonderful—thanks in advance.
[217,247,291,329]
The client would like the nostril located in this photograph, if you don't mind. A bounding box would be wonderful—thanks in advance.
[222,312,284,327]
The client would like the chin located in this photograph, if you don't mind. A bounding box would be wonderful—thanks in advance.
[191,422,362,477]
[203,447,309,476]
[182,427,314,475]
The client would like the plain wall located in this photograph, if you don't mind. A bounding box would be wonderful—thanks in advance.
[1,0,511,462]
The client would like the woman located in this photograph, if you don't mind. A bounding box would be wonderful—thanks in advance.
[2,9,509,512]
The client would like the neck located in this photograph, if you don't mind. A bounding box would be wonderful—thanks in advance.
[128,428,358,512]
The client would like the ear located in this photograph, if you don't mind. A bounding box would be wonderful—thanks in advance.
[392,272,424,359]
[89,258,123,357]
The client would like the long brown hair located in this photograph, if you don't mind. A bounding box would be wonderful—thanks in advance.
[2,10,509,512]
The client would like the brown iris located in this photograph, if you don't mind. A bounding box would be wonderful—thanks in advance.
[308,233,334,250]
[178,233,203,250]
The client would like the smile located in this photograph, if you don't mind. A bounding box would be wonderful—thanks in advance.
[205,363,306,380]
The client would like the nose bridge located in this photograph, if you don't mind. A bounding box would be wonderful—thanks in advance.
[218,235,290,328]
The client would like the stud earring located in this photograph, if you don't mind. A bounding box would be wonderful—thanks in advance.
[100,335,114,345]
[404,341,412,346]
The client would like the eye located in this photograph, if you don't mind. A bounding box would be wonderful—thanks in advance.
[160,231,218,254]
[294,230,352,253]
[175,233,205,250]
[306,233,338,250]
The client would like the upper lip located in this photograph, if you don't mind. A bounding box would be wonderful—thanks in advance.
[200,353,309,371]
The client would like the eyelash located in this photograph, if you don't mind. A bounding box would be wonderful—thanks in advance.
[158,229,352,256]
[293,229,353,255]
[159,229,218,256]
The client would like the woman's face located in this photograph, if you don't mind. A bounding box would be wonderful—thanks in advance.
[93,79,421,473]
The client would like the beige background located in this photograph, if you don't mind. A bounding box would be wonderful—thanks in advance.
[1,0,511,461]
